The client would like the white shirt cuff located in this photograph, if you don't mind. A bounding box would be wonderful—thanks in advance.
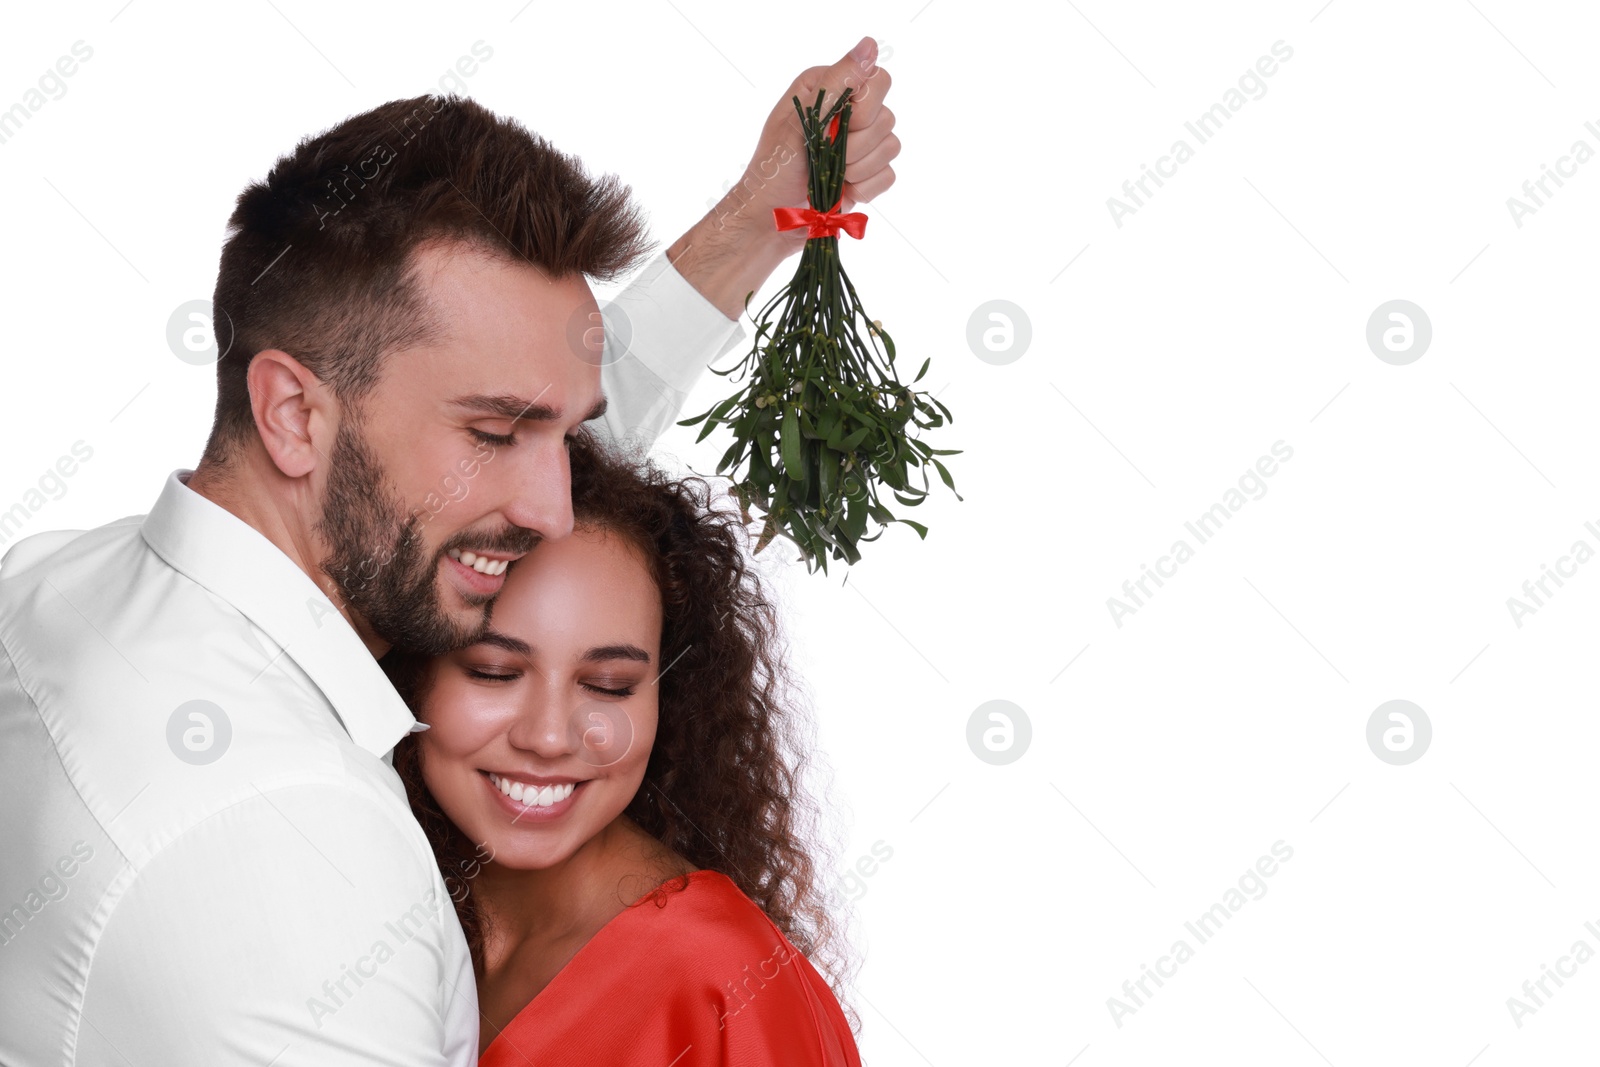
[605,249,746,396]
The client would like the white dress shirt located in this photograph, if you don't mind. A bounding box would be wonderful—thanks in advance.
[0,250,743,1066]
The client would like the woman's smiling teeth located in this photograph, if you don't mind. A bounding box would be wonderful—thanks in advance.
[489,774,576,807]
[448,548,509,576]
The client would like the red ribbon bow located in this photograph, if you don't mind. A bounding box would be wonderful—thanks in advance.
[772,198,868,240]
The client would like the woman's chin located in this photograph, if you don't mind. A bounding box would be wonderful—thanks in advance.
[480,842,573,871]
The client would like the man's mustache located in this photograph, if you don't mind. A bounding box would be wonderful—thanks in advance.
[443,530,539,559]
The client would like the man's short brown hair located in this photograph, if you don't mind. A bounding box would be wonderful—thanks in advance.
[203,93,652,465]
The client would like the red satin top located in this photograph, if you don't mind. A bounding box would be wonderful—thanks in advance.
[478,869,860,1066]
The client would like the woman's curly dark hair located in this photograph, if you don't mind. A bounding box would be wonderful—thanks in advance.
[381,428,859,1034]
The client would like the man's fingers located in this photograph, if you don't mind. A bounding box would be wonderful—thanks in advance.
[835,67,890,132]
[844,132,901,186]
[841,64,890,122]
[843,104,895,152]
[844,164,895,205]
[761,38,896,210]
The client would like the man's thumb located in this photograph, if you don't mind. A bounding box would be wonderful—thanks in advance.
[839,36,878,78]
[793,37,879,111]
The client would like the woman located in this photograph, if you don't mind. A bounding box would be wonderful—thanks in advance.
[382,431,861,1065]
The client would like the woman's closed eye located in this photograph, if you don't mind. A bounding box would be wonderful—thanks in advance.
[584,681,636,698]
[463,666,521,682]
[462,666,636,698]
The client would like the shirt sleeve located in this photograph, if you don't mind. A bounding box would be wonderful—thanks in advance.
[591,250,747,452]
[79,782,478,1066]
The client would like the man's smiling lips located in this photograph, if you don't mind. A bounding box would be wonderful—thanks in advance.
[443,547,522,594]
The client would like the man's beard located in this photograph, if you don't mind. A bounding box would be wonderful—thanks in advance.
[314,417,533,656]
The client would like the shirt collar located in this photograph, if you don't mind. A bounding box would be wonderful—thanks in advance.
[140,468,422,759]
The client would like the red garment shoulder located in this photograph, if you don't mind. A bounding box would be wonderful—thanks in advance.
[479,870,860,1067]
[626,870,794,959]
[639,871,859,1066]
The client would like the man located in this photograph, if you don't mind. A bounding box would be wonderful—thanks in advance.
[0,38,896,1065]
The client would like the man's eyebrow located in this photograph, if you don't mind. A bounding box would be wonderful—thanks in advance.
[447,392,608,424]
[471,631,650,665]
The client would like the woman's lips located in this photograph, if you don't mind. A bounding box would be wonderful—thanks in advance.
[482,771,584,823]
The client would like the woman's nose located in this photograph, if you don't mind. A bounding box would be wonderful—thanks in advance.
[503,688,579,758]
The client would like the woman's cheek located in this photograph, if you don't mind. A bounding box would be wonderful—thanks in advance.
[425,680,515,755]
[625,700,660,775]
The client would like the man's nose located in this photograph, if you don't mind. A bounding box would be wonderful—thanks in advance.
[501,440,574,541]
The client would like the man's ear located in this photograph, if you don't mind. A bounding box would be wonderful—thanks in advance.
[246,349,333,479]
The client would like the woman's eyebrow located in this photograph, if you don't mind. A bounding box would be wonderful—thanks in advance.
[474,629,531,656]
[582,644,650,664]
[470,631,649,665]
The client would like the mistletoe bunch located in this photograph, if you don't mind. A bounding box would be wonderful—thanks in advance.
[678,86,960,575]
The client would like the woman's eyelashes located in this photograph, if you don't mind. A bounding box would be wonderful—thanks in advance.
[463,666,521,682]
[460,665,637,698]
[584,682,636,698]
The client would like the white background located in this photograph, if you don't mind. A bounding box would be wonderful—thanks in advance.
[4,1,1599,1064]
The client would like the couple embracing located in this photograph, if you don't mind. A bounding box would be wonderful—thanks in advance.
[0,37,898,1065]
